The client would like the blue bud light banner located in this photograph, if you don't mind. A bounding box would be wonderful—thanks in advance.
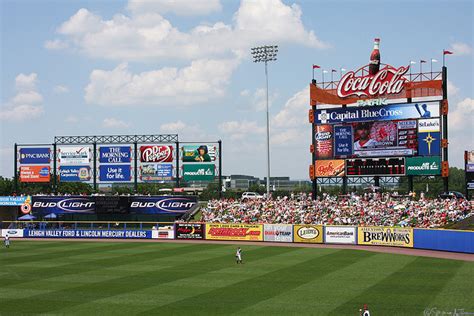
[59,166,91,182]
[130,196,197,215]
[334,126,353,157]
[99,146,131,163]
[99,165,131,182]
[19,147,51,164]
[32,196,95,214]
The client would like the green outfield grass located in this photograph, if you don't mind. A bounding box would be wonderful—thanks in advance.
[1,241,472,315]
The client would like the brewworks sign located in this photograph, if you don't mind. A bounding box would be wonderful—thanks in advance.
[358,226,413,248]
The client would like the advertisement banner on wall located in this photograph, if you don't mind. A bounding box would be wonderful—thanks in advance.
[263,224,293,242]
[358,226,413,248]
[59,166,91,182]
[315,160,345,177]
[99,146,131,163]
[334,126,353,157]
[405,157,441,175]
[99,165,131,182]
[418,132,441,156]
[140,145,173,163]
[315,125,333,159]
[324,226,357,244]
[182,145,217,162]
[293,225,323,243]
[175,223,205,239]
[1,229,24,238]
[140,164,173,181]
[183,164,215,181]
[151,229,175,239]
[20,166,50,182]
[129,196,197,215]
[467,164,474,172]
[0,196,31,206]
[32,196,95,214]
[24,229,151,239]
[315,102,439,124]
[206,223,263,241]
[19,147,51,164]
[58,146,91,164]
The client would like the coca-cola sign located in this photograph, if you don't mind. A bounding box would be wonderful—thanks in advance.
[337,65,409,98]
[140,146,173,163]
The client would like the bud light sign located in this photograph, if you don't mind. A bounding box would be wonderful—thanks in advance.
[99,146,131,163]
[32,196,95,214]
[99,165,131,182]
[19,147,51,164]
[130,196,197,215]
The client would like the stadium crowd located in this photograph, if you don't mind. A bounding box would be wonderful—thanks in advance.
[202,193,473,228]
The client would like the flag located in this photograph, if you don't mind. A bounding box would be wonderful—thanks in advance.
[431,59,438,62]
[443,50,453,55]
[331,69,337,72]
[312,64,320,69]
[420,60,426,63]
[410,61,416,64]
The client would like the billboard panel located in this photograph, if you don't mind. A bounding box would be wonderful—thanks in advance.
[59,166,91,182]
[129,196,197,215]
[206,223,263,241]
[99,146,131,163]
[315,160,345,177]
[58,146,91,164]
[140,145,173,163]
[24,229,151,239]
[293,225,323,243]
[358,226,413,248]
[315,102,439,124]
[346,158,405,176]
[182,145,217,162]
[334,126,353,157]
[324,226,357,244]
[405,157,441,175]
[99,165,131,182]
[140,163,173,181]
[151,229,175,239]
[19,147,51,164]
[32,196,95,214]
[418,132,441,156]
[175,223,205,239]
[418,118,440,133]
[183,164,215,181]
[315,125,333,159]
[263,224,293,242]
[20,166,50,182]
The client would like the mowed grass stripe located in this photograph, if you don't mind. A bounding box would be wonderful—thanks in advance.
[239,251,417,315]
[150,249,377,315]
[329,256,465,315]
[0,244,286,314]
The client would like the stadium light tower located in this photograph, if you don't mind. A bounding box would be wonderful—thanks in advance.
[251,45,278,197]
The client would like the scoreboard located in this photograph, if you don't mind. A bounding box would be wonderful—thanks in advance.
[346,158,405,176]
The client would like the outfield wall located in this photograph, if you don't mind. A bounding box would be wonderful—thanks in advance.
[1,223,473,254]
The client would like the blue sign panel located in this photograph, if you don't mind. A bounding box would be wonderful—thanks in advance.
[141,163,173,181]
[99,146,131,163]
[334,126,353,157]
[99,165,131,182]
[19,147,50,164]
[24,229,151,239]
[32,196,95,214]
[417,132,441,156]
[0,196,31,206]
[130,196,197,215]
[59,166,91,182]
[315,102,439,124]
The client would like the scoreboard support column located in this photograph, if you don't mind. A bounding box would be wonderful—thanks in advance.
[14,143,18,193]
[342,176,348,194]
[408,175,414,193]
[374,176,380,187]
[442,66,449,192]
[311,81,317,200]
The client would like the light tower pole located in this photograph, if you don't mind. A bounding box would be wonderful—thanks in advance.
[251,45,278,197]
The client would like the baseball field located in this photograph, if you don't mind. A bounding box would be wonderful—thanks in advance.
[1,241,473,315]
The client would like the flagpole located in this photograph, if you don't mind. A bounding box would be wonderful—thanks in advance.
[312,66,314,81]
[443,52,445,67]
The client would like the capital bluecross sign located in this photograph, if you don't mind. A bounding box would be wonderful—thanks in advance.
[405,157,441,175]
[182,164,215,181]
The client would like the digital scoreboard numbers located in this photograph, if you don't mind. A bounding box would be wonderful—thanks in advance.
[346,158,405,176]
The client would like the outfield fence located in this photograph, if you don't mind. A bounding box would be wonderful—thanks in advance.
[1,221,473,254]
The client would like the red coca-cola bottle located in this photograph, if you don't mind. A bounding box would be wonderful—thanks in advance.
[369,38,380,75]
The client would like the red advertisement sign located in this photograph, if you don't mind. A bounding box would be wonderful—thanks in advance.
[315,160,345,177]
[20,166,51,183]
[315,125,333,159]
[140,146,173,163]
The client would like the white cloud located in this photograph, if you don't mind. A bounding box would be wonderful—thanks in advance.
[272,86,308,128]
[65,115,79,123]
[218,120,265,140]
[447,80,459,96]
[450,42,472,55]
[53,85,70,94]
[240,89,250,97]
[128,0,221,16]
[253,88,278,111]
[271,128,305,145]
[102,117,131,129]
[160,120,186,133]
[159,120,210,140]
[85,59,238,106]
[0,73,44,121]
[449,98,474,167]
[44,39,69,50]
[46,0,327,61]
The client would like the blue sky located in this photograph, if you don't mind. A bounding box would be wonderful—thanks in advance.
[1,0,473,179]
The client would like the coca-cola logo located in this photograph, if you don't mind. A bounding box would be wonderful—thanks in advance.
[140,146,173,162]
[337,65,409,98]
[315,131,332,141]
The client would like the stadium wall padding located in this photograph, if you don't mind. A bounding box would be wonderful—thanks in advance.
[413,229,474,254]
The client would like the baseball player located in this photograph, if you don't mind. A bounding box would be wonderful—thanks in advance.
[4,234,10,248]
[236,247,243,264]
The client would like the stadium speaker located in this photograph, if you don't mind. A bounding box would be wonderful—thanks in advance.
[441,139,448,148]
[308,109,314,123]
[309,164,315,179]
[441,100,449,115]
[310,144,315,153]
[441,161,449,177]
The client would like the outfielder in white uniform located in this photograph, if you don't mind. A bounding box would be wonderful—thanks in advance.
[236,247,242,264]
[4,234,10,248]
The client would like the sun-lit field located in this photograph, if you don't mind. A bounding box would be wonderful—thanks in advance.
[1,241,473,315]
